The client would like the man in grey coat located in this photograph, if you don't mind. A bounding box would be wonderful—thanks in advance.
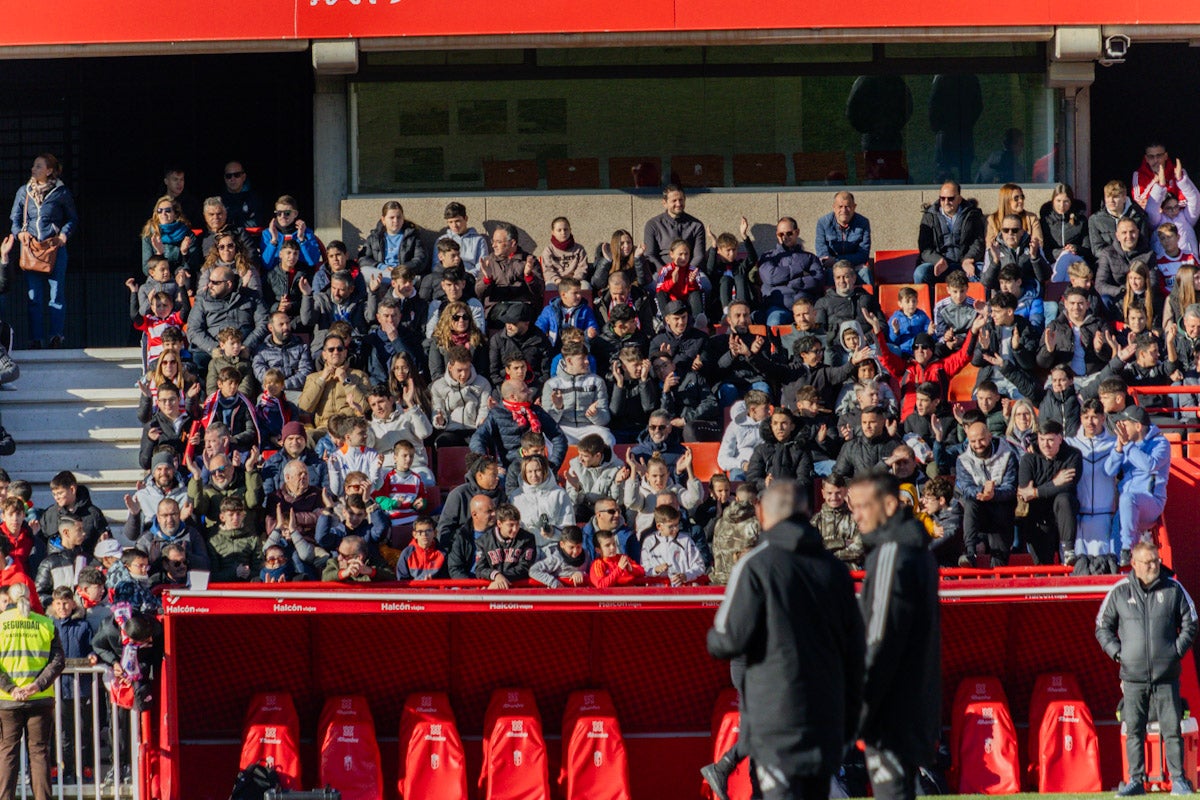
[1097,541,1198,796]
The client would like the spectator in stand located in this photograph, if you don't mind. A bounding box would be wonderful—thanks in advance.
[158,166,201,227]
[475,503,537,590]
[779,296,825,356]
[1131,141,1180,208]
[956,420,1019,566]
[297,333,370,436]
[206,496,261,582]
[205,329,257,396]
[1105,405,1171,568]
[140,195,197,277]
[472,379,567,470]
[833,405,901,480]
[996,264,1045,332]
[1016,420,1082,565]
[984,183,1043,247]
[885,286,931,358]
[707,494,759,586]
[971,291,1040,400]
[300,271,368,354]
[34,516,90,610]
[593,300,649,376]
[0,499,32,575]
[197,196,260,266]
[644,184,705,271]
[260,195,322,272]
[429,345,491,448]
[11,153,77,349]
[437,455,504,544]
[650,299,708,375]
[218,161,264,229]
[1144,159,1199,259]
[321,534,394,583]
[814,260,883,337]
[607,345,659,444]
[365,267,428,356]
[139,381,191,470]
[982,213,1050,291]
[478,223,543,325]
[1098,219,1156,305]
[1041,183,1091,282]
[581,497,639,562]
[746,408,810,491]
[718,392,771,481]
[536,277,599,347]
[1037,287,1110,394]
[0,581,64,800]
[1090,179,1150,258]
[757,217,824,325]
[1096,541,1197,797]
[653,239,708,324]
[42,471,110,557]
[815,191,872,284]
[125,496,208,573]
[707,302,775,408]
[1068,399,1120,573]
[488,303,553,391]
[640,505,706,586]
[262,421,327,494]
[424,261,485,337]
[563,435,626,522]
[542,341,612,444]
[624,451,704,534]
[435,202,489,279]
[540,217,589,287]
[920,474,964,567]
[653,352,721,442]
[197,231,262,298]
[812,474,863,570]
[589,529,646,587]
[253,310,314,391]
[263,462,326,579]
[781,334,869,412]
[870,309,981,418]
[915,180,986,285]
[312,240,365,298]
[394,516,448,581]
[186,444,262,537]
[442,494,496,579]
[1154,224,1197,297]
[1039,364,1082,434]
[188,265,268,372]
[530,525,590,587]
[594,229,654,294]
[357,201,429,284]
[138,344,202,423]
[702,218,756,314]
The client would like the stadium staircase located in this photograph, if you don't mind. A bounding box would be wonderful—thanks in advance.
[0,348,143,525]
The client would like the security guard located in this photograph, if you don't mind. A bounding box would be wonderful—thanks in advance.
[0,582,64,800]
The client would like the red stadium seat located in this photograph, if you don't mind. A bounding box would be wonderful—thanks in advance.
[876,283,933,319]
[684,442,723,482]
[559,690,630,800]
[480,688,550,800]
[948,365,979,403]
[436,447,470,495]
[949,677,1005,789]
[483,160,539,190]
[1026,672,1083,785]
[398,692,468,800]
[672,155,725,188]
[873,249,920,284]
[953,678,1020,794]
[732,153,786,186]
[547,158,600,190]
[558,446,580,479]
[239,692,301,791]
[318,695,383,800]
[609,157,661,189]
[934,282,987,304]
[1037,699,1101,793]
[707,689,752,800]
[792,151,849,184]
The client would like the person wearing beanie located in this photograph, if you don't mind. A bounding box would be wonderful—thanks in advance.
[261,421,328,495]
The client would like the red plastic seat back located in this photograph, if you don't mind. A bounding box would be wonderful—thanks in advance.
[1026,672,1083,780]
[1037,699,1101,793]
[480,688,550,800]
[957,699,1021,794]
[559,690,630,800]
[239,692,301,790]
[397,692,468,800]
[318,695,383,800]
[705,689,752,800]
[949,676,1007,787]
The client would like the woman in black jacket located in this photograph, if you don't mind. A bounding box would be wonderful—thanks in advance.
[1040,183,1091,280]
[358,200,429,281]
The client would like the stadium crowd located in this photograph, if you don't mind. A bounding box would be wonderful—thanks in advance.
[0,146,1187,607]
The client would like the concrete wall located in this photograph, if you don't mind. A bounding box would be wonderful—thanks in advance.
[340,185,1058,264]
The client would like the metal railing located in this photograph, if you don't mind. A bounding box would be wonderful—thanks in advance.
[16,662,141,800]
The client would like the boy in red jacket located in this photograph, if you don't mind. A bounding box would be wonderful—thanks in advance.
[0,496,33,572]
[589,529,646,588]
[867,308,985,417]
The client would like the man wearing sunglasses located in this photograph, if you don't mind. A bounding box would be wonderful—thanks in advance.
[298,333,370,434]
[757,217,824,326]
[188,265,269,372]
[980,213,1050,291]
[218,160,264,229]
[916,181,986,285]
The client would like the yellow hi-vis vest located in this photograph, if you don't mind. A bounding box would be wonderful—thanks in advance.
[0,608,55,701]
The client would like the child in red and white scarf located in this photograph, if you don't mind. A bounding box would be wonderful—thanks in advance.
[255,368,304,450]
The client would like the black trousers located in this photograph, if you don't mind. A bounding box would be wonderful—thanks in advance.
[1021,492,1078,564]
[864,745,917,800]
[961,497,1016,564]
[756,768,832,800]
[1124,680,1186,784]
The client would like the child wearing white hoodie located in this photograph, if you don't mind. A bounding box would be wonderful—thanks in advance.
[510,454,574,547]
[716,391,771,480]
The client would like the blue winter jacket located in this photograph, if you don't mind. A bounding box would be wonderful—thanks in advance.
[10,181,78,241]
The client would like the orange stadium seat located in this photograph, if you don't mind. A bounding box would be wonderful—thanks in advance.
[876,283,932,319]
[671,155,725,188]
[609,157,661,189]
[873,249,920,284]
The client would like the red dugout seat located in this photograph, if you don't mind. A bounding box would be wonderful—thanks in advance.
[1037,699,1101,792]
[953,678,1020,794]
[239,692,301,791]
[397,692,468,800]
[559,690,630,800]
[949,677,1004,789]
[705,689,751,800]
[318,695,383,800]
[1026,671,1083,785]
[480,688,550,800]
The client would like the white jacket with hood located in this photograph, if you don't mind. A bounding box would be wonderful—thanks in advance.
[511,474,575,534]
[717,400,763,472]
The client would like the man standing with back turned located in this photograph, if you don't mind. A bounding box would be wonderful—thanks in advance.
[851,470,941,800]
[706,480,864,800]
[1097,541,1198,796]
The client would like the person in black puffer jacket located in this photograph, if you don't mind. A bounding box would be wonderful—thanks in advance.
[746,409,813,492]
[1040,186,1091,280]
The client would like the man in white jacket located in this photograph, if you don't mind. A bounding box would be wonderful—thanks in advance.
[542,341,613,445]
[717,392,771,480]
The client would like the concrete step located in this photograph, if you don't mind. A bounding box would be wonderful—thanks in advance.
[5,427,142,445]
[3,441,141,475]
[1,405,140,435]
[15,348,142,364]
[11,362,144,391]
[0,387,140,406]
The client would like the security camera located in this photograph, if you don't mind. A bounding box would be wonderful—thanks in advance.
[1101,34,1130,65]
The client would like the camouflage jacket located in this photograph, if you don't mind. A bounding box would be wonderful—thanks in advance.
[710,501,760,585]
[812,504,864,570]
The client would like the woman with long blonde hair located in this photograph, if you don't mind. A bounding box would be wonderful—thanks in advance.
[1163,263,1200,330]
[1120,262,1162,329]
[140,194,196,275]
[198,231,260,294]
[426,300,489,380]
[986,183,1043,245]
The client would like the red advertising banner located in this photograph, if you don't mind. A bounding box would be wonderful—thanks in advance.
[1,0,1197,48]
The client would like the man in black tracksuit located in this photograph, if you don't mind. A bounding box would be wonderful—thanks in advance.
[851,472,940,800]
[1016,419,1082,565]
[707,481,865,800]
[1096,542,1198,796]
